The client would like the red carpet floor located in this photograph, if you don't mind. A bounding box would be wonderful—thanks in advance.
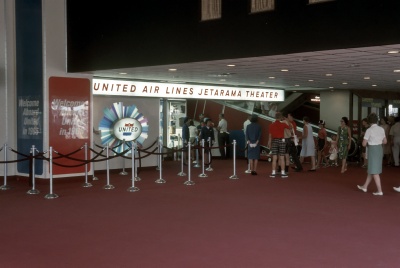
[1,159,400,268]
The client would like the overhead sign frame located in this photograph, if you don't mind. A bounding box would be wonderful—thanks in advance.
[93,79,285,102]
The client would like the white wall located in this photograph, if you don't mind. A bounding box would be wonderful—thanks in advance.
[0,0,17,176]
[320,91,351,131]
[42,0,92,177]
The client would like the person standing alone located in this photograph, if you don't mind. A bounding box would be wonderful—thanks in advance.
[246,114,261,175]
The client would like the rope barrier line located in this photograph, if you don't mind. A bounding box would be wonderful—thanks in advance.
[52,146,84,160]
[0,140,241,167]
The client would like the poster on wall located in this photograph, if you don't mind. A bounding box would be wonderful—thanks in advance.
[49,77,91,175]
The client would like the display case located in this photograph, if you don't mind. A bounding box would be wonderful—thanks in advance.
[167,99,187,150]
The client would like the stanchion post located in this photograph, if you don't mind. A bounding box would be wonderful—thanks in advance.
[103,144,115,189]
[92,141,99,181]
[184,142,195,186]
[156,137,161,171]
[127,142,140,192]
[205,137,213,171]
[27,145,40,194]
[229,140,239,180]
[198,139,207,178]
[119,140,128,175]
[155,139,166,183]
[83,143,92,187]
[177,140,187,176]
[45,147,59,199]
[134,141,141,181]
[0,144,11,190]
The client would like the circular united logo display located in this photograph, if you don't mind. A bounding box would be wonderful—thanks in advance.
[99,102,148,154]
[113,118,142,141]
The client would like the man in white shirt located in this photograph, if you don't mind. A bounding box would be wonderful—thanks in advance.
[217,113,230,159]
[243,114,252,158]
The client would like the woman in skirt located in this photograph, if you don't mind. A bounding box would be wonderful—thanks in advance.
[357,113,387,196]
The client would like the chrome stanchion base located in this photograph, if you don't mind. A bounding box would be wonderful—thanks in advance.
[103,184,115,190]
[92,176,99,181]
[229,174,239,180]
[177,172,187,176]
[205,167,213,171]
[0,185,11,190]
[155,178,166,184]
[198,173,208,178]
[44,193,59,199]
[127,186,140,192]
[119,171,128,175]
[184,180,195,186]
[82,182,93,188]
[244,169,252,174]
[27,189,40,195]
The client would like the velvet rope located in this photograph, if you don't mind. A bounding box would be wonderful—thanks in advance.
[52,146,84,160]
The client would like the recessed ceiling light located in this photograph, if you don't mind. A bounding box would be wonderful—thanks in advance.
[220,79,226,82]
[364,77,370,80]
[394,70,400,73]
[293,90,297,92]
[308,79,314,82]
[326,74,333,76]
[329,86,334,89]
[119,72,127,75]
[372,84,377,87]
[342,82,348,85]
[168,68,177,71]
[388,50,400,54]
[259,82,265,84]
[397,80,400,82]
[268,77,275,79]
[227,64,236,67]
[281,69,289,72]
[294,84,300,87]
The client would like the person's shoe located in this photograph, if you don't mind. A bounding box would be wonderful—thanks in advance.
[308,169,316,172]
[281,173,288,178]
[357,185,367,193]
[373,192,383,196]
[393,187,400,193]
[269,173,276,178]
[251,171,257,175]
[292,167,303,172]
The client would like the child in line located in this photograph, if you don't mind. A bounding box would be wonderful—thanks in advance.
[328,134,338,166]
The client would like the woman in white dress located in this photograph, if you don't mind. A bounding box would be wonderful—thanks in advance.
[300,116,316,171]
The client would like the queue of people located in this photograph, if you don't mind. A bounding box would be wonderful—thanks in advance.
[182,109,399,196]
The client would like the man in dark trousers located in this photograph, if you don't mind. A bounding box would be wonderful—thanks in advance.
[217,113,230,159]
[200,118,215,164]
